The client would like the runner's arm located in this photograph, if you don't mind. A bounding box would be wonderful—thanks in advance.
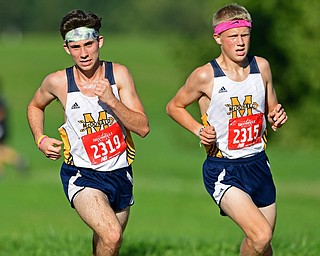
[166,65,216,145]
[27,73,63,159]
[257,56,288,131]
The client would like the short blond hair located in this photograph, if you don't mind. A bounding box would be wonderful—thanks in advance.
[212,3,252,28]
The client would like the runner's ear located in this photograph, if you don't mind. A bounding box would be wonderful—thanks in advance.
[213,34,221,45]
[63,43,71,55]
[98,36,104,49]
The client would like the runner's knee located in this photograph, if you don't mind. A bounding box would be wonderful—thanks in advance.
[247,225,272,253]
[94,228,122,255]
[100,226,123,252]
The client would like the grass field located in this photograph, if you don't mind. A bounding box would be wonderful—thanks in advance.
[0,34,319,255]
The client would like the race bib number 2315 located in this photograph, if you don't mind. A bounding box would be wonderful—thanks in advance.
[228,113,263,150]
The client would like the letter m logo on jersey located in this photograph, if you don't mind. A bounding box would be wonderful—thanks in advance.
[79,111,115,134]
[226,95,259,118]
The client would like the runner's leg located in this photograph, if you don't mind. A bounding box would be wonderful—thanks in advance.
[220,187,275,256]
[74,187,126,256]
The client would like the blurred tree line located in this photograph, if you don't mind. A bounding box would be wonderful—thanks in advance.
[1,0,319,147]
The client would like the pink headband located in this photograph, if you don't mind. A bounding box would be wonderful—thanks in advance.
[214,20,252,35]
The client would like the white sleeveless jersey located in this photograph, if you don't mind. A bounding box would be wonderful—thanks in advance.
[203,56,267,159]
[58,61,135,171]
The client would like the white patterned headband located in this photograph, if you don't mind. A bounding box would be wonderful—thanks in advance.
[64,27,99,43]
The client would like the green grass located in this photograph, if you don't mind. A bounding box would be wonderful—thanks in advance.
[0,34,319,255]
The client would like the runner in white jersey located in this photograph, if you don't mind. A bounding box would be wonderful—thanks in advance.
[27,9,149,256]
[59,61,135,171]
[203,56,267,159]
[167,4,287,256]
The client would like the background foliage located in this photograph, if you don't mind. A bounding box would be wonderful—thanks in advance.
[1,0,319,147]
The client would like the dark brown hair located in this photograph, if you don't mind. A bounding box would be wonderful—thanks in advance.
[60,9,102,39]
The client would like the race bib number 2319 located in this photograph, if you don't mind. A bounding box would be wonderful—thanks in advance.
[81,122,127,165]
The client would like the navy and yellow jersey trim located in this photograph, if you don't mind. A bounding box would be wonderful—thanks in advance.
[125,129,135,165]
[201,114,224,158]
[66,61,115,93]
[262,130,267,150]
[58,126,74,165]
[209,55,259,77]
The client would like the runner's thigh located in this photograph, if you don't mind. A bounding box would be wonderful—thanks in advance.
[221,187,272,235]
[73,187,122,234]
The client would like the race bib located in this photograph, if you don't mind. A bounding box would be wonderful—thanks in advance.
[81,122,127,165]
[228,113,263,150]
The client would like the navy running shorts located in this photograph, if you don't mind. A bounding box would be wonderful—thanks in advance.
[60,163,134,212]
[202,151,276,215]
